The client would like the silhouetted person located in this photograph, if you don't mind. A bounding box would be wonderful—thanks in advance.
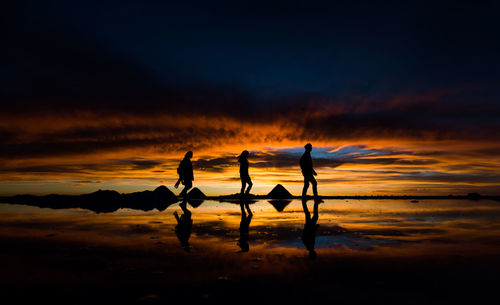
[300,143,318,198]
[174,199,192,252]
[302,198,319,259]
[174,151,194,199]
[238,198,253,252]
[238,150,253,196]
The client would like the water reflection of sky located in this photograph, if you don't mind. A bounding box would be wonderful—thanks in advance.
[1,199,500,256]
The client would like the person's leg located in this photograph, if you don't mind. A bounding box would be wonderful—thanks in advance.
[302,198,310,222]
[312,198,319,223]
[240,200,245,215]
[311,176,318,198]
[180,180,192,199]
[245,200,252,216]
[241,178,246,195]
[245,178,253,194]
[179,186,187,198]
[180,198,191,217]
[302,176,310,197]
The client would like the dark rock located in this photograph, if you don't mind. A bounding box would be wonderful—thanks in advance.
[267,184,293,199]
[188,187,206,199]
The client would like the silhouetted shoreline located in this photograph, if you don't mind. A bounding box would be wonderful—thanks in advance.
[0,186,498,213]
[214,193,499,201]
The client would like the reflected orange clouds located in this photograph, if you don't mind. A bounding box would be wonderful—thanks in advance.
[2,198,500,257]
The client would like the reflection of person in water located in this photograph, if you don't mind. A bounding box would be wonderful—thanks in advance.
[238,198,253,252]
[173,200,192,252]
[174,151,194,199]
[302,198,319,259]
[238,150,253,196]
[300,143,318,198]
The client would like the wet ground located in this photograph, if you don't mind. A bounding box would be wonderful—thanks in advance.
[1,199,499,304]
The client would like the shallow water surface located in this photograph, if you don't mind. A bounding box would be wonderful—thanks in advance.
[1,199,500,257]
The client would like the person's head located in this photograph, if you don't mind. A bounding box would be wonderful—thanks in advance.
[304,143,312,152]
[238,150,249,159]
[185,151,193,159]
[238,150,249,163]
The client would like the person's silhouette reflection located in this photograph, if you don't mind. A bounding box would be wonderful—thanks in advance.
[238,198,253,252]
[174,151,194,199]
[300,143,318,198]
[302,198,319,259]
[238,150,253,196]
[173,199,192,252]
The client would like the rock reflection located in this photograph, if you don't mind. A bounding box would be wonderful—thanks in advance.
[268,199,292,212]
[187,198,205,208]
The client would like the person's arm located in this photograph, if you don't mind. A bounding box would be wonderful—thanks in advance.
[310,155,317,175]
[175,160,184,187]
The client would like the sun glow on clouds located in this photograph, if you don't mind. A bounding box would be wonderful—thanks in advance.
[1,86,499,196]
[1,134,499,196]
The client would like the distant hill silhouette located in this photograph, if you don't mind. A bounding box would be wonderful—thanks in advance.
[466,192,481,201]
[216,193,258,204]
[218,193,257,199]
[268,199,292,212]
[267,184,293,199]
[79,190,122,212]
[122,186,177,211]
[1,187,498,213]
[0,186,178,213]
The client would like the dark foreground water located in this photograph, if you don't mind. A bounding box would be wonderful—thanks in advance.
[1,199,499,304]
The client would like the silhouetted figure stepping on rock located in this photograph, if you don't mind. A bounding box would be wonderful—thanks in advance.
[300,143,318,198]
[238,150,253,196]
[174,151,194,200]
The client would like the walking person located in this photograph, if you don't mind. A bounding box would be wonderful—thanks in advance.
[238,150,253,196]
[174,151,194,199]
[299,143,318,198]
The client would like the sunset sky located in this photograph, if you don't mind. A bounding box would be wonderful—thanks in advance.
[2,0,499,196]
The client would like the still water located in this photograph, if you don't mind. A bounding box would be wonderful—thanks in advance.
[1,199,500,257]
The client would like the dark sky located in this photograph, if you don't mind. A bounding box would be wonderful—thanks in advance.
[4,0,500,106]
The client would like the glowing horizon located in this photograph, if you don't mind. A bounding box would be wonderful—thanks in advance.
[1,132,499,196]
